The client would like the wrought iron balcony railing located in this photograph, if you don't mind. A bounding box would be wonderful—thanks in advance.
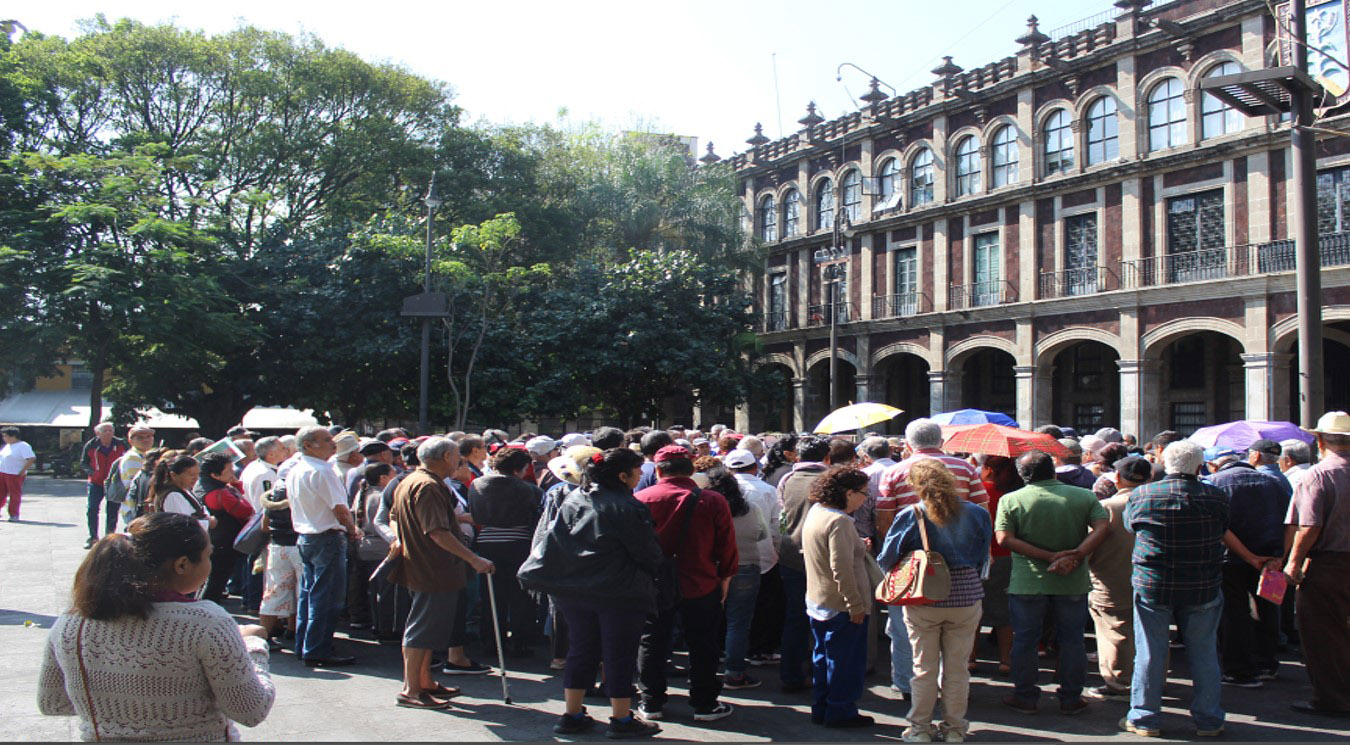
[949,280,1017,309]
[872,292,933,318]
[1038,265,1121,298]
[806,302,857,326]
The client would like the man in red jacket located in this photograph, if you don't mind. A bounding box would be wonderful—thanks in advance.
[81,423,127,548]
[634,445,738,723]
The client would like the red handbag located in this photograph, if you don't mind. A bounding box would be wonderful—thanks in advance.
[875,505,951,606]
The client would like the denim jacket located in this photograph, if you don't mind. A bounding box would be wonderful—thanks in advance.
[878,500,992,572]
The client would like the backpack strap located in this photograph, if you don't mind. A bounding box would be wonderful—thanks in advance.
[670,487,702,560]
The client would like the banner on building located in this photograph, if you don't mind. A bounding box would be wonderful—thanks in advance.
[1279,0,1350,102]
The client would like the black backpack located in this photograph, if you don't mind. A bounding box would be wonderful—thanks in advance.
[653,487,701,613]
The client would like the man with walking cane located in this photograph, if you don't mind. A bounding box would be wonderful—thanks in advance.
[389,437,495,710]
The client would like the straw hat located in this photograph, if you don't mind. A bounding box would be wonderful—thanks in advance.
[1307,411,1350,436]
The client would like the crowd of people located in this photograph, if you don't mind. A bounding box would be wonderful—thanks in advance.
[29,410,1350,740]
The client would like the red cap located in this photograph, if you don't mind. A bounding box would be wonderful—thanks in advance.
[653,445,693,463]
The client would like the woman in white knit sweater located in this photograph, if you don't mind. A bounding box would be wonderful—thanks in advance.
[39,512,276,741]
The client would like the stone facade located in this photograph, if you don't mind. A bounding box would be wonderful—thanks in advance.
[735,0,1350,438]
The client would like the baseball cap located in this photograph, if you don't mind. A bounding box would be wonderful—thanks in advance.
[723,449,757,469]
[526,436,558,456]
[1115,456,1152,483]
[1247,438,1281,456]
[692,438,710,446]
[227,425,259,438]
[359,440,391,457]
[653,445,693,463]
[560,433,589,449]
[1094,427,1124,444]
[1204,445,1240,462]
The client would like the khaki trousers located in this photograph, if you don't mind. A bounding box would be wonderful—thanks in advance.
[905,602,982,736]
[1089,601,1133,692]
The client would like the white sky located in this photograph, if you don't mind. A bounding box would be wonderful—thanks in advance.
[17,0,1093,159]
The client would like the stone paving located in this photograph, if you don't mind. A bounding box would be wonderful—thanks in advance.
[1,476,1347,742]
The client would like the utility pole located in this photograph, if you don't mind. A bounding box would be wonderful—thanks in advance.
[1291,0,1325,428]
[402,174,447,436]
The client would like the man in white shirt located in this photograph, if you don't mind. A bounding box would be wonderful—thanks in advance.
[0,426,36,521]
[240,436,290,512]
[1279,439,1314,491]
[287,425,362,667]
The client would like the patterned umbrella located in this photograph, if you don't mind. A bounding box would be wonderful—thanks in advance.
[930,409,1020,428]
[1188,420,1313,449]
[814,402,904,435]
[941,423,1071,459]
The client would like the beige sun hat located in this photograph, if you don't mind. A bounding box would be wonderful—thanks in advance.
[1307,411,1350,436]
[548,445,602,485]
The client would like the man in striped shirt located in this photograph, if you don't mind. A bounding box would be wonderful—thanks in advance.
[875,419,989,701]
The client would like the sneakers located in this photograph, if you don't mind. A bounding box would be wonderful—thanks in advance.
[549,658,567,671]
[635,703,663,721]
[1221,674,1263,688]
[748,652,780,666]
[900,727,934,743]
[1120,717,1161,737]
[554,710,597,735]
[1255,668,1278,681]
[606,716,660,739]
[441,660,492,675]
[692,702,734,722]
[84,537,96,549]
[723,673,761,690]
[940,726,967,743]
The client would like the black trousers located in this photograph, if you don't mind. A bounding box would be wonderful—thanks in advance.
[749,564,785,656]
[477,541,535,646]
[346,544,373,625]
[204,543,239,602]
[1220,561,1279,678]
[639,588,724,712]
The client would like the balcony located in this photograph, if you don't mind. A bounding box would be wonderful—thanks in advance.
[949,280,1018,309]
[1039,265,1121,299]
[762,310,791,332]
[1120,233,1350,288]
[872,292,933,318]
[806,302,857,327]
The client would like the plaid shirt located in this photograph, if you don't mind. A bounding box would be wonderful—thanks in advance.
[1124,473,1230,606]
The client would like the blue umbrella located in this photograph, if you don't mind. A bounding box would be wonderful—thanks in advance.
[931,409,1019,428]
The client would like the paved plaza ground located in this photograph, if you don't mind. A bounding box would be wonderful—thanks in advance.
[1,475,1346,742]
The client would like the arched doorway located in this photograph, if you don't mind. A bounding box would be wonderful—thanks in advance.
[1154,331,1244,436]
[1285,320,1350,418]
[873,353,931,433]
[957,348,1016,420]
[747,362,795,433]
[1046,341,1121,433]
[806,358,857,431]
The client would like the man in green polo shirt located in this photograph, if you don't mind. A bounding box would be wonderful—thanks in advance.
[995,450,1109,716]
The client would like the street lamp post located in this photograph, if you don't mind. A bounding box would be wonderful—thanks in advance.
[419,175,442,434]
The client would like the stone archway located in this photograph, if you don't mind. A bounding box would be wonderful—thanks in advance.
[805,357,857,431]
[872,352,931,433]
[747,361,796,433]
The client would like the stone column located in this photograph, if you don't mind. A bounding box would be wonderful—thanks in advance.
[934,218,950,310]
[928,371,949,417]
[1241,353,1274,422]
[1119,358,1162,440]
[1033,365,1055,429]
[861,233,876,320]
[855,375,875,407]
[1271,352,1294,423]
[792,378,807,433]
[734,402,750,434]
[1014,365,1036,430]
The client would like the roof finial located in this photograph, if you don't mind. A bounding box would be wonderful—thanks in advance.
[1017,15,1050,46]
[798,102,825,127]
[699,141,720,164]
[746,123,769,147]
[931,55,963,78]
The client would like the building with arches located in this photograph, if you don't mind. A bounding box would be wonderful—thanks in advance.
[733,0,1350,438]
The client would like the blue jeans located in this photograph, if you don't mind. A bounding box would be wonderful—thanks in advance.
[723,565,761,675]
[886,606,913,692]
[295,531,348,660]
[811,613,869,724]
[1009,593,1089,704]
[1129,593,1224,732]
[779,565,811,686]
[86,482,117,541]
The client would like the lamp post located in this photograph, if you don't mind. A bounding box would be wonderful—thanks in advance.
[418,175,442,434]
[1199,0,1324,426]
[814,242,848,413]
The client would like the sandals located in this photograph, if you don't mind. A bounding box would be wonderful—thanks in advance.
[425,683,462,698]
[396,692,451,709]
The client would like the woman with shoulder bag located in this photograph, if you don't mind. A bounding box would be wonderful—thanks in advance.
[517,447,663,739]
[877,459,993,744]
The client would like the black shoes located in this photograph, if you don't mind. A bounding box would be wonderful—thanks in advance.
[554,710,597,735]
[606,716,660,739]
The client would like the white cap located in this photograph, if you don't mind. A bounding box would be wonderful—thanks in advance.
[526,436,558,456]
[560,433,589,449]
[723,449,757,469]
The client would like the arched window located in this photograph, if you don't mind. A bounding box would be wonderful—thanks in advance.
[911,148,934,206]
[1043,109,1073,175]
[1086,96,1119,165]
[954,136,981,196]
[1202,62,1243,139]
[991,125,1018,187]
[758,195,777,242]
[877,158,899,200]
[815,178,834,231]
[1148,78,1187,151]
[841,170,862,223]
[783,188,800,237]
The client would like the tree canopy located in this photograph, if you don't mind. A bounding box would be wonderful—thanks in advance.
[0,18,763,433]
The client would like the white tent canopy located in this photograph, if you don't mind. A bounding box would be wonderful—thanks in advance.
[0,390,320,431]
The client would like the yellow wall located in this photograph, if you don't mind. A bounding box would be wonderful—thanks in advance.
[34,364,73,391]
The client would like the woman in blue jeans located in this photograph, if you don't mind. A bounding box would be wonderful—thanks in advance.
[878,460,992,743]
[704,467,770,690]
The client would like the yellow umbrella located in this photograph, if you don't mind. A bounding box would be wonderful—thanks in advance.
[814,402,904,435]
